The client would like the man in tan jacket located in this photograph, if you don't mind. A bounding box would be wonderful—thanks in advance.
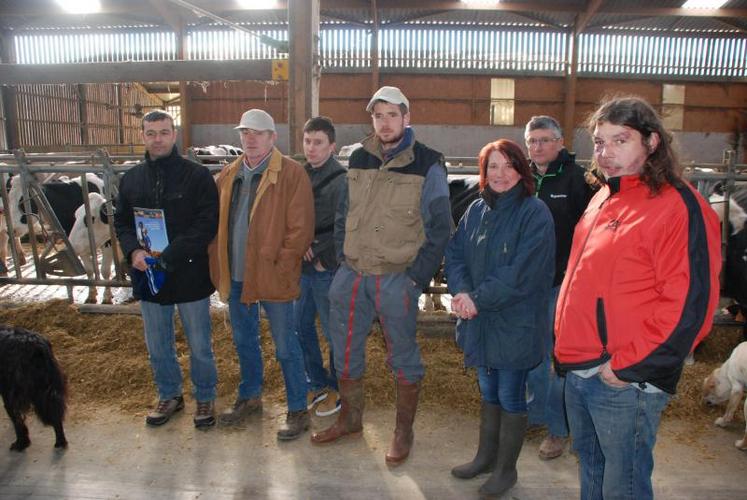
[209,109,314,440]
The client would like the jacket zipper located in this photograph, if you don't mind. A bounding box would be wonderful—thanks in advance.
[556,191,613,360]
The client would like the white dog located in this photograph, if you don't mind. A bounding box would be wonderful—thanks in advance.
[702,341,747,450]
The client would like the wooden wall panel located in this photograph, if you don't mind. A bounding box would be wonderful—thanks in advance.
[183,75,746,136]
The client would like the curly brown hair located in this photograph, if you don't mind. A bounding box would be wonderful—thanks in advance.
[478,139,535,196]
[587,96,683,194]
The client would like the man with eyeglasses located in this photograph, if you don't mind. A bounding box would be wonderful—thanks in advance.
[524,115,596,461]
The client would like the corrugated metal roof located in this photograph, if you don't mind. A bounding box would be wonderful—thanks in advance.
[1,1,745,36]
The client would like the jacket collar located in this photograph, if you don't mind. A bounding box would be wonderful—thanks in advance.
[607,174,644,195]
[145,145,180,167]
[532,148,574,177]
[361,127,415,167]
[482,182,525,211]
[304,154,337,172]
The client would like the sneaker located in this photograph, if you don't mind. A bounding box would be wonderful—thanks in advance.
[315,391,341,417]
[277,410,310,441]
[307,389,328,410]
[145,395,184,426]
[219,397,263,426]
[539,434,567,460]
[194,400,216,429]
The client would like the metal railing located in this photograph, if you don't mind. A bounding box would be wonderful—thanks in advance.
[0,148,744,301]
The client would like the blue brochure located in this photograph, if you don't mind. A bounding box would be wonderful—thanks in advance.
[133,207,169,257]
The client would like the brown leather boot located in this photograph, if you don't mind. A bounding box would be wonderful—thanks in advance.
[385,380,420,466]
[310,378,364,445]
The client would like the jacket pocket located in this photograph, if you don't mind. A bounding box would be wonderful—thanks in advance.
[596,297,610,359]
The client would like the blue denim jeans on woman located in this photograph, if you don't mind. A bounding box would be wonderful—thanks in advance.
[228,280,307,412]
[295,269,338,392]
[140,297,217,402]
[477,367,529,414]
[527,286,569,437]
[565,371,671,500]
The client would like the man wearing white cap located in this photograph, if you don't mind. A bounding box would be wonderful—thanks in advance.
[209,108,314,440]
[311,87,452,467]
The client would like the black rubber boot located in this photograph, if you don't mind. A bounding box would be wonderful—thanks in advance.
[479,410,527,499]
[451,401,501,479]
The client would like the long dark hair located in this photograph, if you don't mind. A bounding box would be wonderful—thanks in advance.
[587,96,683,194]
[478,139,535,196]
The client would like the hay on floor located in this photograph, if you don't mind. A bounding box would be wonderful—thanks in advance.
[0,299,742,432]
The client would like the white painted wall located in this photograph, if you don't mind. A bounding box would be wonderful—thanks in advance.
[192,124,744,165]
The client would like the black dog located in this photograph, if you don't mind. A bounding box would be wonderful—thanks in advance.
[0,325,68,451]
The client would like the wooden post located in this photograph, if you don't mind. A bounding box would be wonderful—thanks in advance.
[176,19,191,150]
[288,0,320,154]
[562,26,578,151]
[371,0,380,94]
[0,30,19,150]
[77,84,89,145]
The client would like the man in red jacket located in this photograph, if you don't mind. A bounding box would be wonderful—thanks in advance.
[554,97,721,500]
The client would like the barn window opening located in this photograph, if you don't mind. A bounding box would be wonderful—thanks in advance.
[490,78,515,126]
[662,83,685,131]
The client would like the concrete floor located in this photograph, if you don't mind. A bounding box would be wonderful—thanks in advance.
[2,401,747,500]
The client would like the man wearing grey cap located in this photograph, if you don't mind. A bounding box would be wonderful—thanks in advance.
[209,108,314,440]
[311,87,452,467]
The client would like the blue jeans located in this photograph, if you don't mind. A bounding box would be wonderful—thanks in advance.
[228,280,307,412]
[477,367,529,414]
[565,372,671,500]
[295,269,338,392]
[527,286,568,437]
[140,297,217,402]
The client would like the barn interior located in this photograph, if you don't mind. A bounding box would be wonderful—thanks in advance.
[1,1,747,499]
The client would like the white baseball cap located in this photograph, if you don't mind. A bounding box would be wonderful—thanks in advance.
[366,86,410,113]
[235,109,276,132]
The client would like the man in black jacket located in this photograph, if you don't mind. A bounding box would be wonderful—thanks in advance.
[524,115,596,459]
[295,116,346,418]
[114,110,219,429]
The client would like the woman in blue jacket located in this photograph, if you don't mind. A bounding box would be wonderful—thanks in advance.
[445,139,555,498]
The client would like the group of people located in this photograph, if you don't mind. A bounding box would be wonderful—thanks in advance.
[113,86,722,500]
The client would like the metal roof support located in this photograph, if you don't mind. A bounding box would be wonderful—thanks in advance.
[371,0,380,95]
[288,0,320,154]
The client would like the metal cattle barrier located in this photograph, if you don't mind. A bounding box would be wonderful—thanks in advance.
[0,148,744,303]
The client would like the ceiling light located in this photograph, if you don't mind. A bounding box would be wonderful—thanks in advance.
[56,0,102,14]
[236,0,278,8]
[682,0,729,8]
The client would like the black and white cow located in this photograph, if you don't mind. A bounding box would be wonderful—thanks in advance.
[5,174,114,303]
[709,183,747,340]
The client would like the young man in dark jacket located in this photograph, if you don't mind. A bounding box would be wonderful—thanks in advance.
[295,116,346,417]
[524,115,596,460]
[114,110,219,429]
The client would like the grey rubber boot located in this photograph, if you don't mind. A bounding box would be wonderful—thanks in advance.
[479,410,527,498]
[451,401,502,479]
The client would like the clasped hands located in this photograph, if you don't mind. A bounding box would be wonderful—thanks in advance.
[451,292,478,320]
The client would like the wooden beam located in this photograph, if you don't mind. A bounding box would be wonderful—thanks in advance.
[77,84,88,146]
[0,30,19,150]
[563,26,579,152]
[371,1,380,95]
[575,0,603,35]
[146,0,183,32]
[0,60,274,85]
[288,0,320,155]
